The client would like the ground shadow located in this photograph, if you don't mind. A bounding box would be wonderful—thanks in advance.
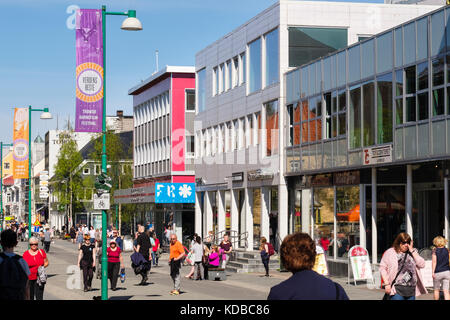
[133,282,154,286]
[108,296,134,300]
[145,294,162,297]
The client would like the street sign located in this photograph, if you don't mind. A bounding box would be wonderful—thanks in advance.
[95,173,112,193]
[94,193,110,210]
[40,192,49,199]
[32,226,40,233]
[39,180,49,186]
[32,218,41,227]
[114,187,154,204]
[40,186,49,193]
[155,183,195,203]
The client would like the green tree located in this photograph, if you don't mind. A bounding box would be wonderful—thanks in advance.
[52,130,84,226]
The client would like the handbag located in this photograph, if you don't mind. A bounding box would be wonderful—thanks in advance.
[382,252,408,300]
[37,250,48,286]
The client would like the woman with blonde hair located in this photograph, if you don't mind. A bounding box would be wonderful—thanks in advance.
[380,232,426,300]
[432,236,450,300]
[260,237,271,277]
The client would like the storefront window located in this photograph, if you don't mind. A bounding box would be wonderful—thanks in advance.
[313,188,334,257]
[294,190,302,233]
[336,186,360,259]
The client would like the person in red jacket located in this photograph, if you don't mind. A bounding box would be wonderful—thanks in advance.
[23,237,49,300]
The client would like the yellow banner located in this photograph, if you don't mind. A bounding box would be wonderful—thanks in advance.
[13,108,29,179]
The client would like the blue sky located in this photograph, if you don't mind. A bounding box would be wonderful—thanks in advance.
[0,0,383,144]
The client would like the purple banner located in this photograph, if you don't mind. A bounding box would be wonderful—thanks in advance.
[75,9,103,133]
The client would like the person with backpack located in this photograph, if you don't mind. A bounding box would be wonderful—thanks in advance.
[22,237,49,300]
[0,229,30,300]
[260,237,272,277]
[219,234,232,269]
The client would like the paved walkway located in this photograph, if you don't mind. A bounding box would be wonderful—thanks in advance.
[14,239,435,300]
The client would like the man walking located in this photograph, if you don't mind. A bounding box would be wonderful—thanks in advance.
[169,234,185,296]
[43,227,52,253]
[135,226,152,285]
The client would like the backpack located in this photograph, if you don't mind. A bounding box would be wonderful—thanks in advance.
[0,253,28,300]
[267,243,275,256]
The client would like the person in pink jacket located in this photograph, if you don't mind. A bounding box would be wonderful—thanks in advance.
[379,232,427,300]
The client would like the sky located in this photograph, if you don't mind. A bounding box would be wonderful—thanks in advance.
[0,0,384,144]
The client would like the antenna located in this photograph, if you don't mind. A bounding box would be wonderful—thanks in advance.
[154,49,159,75]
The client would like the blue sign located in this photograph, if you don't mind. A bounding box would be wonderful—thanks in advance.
[155,183,195,204]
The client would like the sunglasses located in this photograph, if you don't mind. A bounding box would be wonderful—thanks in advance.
[30,243,38,246]
[401,241,410,245]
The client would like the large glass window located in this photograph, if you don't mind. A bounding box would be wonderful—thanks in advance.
[313,188,334,256]
[362,81,375,146]
[186,89,195,111]
[301,66,309,97]
[197,68,206,112]
[338,90,346,136]
[288,27,347,67]
[265,28,279,87]
[377,32,393,74]
[265,100,279,156]
[249,38,262,93]
[395,28,403,67]
[349,85,361,149]
[377,73,393,144]
[361,39,374,79]
[404,22,416,65]
[348,45,361,83]
[337,51,346,87]
[336,186,360,259]
[432,56,445,116]
[417,17,428,61]
[431,11,445,57]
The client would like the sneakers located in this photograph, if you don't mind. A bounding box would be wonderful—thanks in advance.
[170,290,180,295]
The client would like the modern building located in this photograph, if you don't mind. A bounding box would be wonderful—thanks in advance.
[194,0,441,252]
[127,66,196,244]
[284,3,450,274]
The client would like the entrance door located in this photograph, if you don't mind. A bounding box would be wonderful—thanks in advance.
[253,188,262,250]
[416,190,445,249]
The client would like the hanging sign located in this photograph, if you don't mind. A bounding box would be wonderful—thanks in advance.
[75,9,103,133]
[12,108,29,179]
[155,183,195,203]
[313,245,329,276]
[363,145,392,165]
[348,245,374,284]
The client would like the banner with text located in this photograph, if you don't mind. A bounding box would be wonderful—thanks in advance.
[155,183,195,203]
[75,9,103,132]
[13,108,29,179]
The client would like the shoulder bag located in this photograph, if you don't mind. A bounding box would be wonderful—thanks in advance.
[382,252,408,300]
[37,250,48,287]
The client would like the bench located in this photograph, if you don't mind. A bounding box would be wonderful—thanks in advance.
[207,268,227,281]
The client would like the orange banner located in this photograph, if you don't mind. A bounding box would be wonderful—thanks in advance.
[13,108,29,179]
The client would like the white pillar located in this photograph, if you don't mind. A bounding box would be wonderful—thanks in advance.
[406,165,413,237]
[231,189,239,235]
[278,183,288,242]
[217,190,226,235]
[174,211,182,241]
[302,189,311,235]
[261,187,270,242]
[204,191,213,237]
[372,168,377,265]
[195,192,202,237]
[359,184,366,249]
[245,187,253,250]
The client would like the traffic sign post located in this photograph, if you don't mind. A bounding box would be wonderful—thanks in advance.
[94,193,110,210]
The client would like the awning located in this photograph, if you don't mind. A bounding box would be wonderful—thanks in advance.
[2,175,13,186]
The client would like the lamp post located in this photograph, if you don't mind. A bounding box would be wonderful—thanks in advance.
[100,5,142,301]
[0,142,13,232]
[28,106,52,247]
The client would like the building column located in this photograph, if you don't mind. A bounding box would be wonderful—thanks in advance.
[245,187,253,250]
[359,183,366,249]
[174,211,182,241]
[278,183,288,243]
[195,192,202,237]
[204,191,213,237]
[445,177,449,248]
[371,168,377,265]
[217,190,226,236]
[231,189,239,235]
[406,165,413,237]
[301,189,311,235]
[261,187,270,242]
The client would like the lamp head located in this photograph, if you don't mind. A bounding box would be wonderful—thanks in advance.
[121,10,142,31]
[40,109,52,120]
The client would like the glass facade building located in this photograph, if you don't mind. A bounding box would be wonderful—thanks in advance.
[285,6,450,268]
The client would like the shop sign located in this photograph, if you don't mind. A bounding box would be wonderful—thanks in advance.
[231,172,244,182]
[420,260,433,288]
[348,245,374,284]
[247,169,274,181]
[313,245,328,276]
[333,171,360,186]
[310,174,332,187]
[155,183,195,204]
[363,145,392,165]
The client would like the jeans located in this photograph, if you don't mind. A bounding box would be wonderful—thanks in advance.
[390,294,415,300]
[221,254,229,269]
[171,264,181,291]
[151,251,158,266]
[81,260,94,290]
[262,258,270,275]
[29,279,45,300]
[44,241,51,252]
[108,262,120,289]
[194,261,203,280]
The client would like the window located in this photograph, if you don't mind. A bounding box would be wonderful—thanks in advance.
[213,67,219,96]
[265,28,279,87]
[240,52,246,84]
[247,115,253,147]
[4,163,9,169]
[362,81,375,147]
[196,68,206,112]
[249,38,262,93]
[94,164,101,175]
[431,11,445,56]
[287,104,294,146]
[377,73,393,144]
[349,85,361,149]
[348,45,361,83]
[227,60,232,91]
[288,27,347,67]
[186,89,195,111]
[377,32,393,74]
[186,135,194,158]
[265,100,279,156]
[324,91,344,140]
[417,18,428,61]
[404,22,416,65]
[220,64,225,93]
[395,28,403,68]
[432,56,445,116]
[83,167,90,175]
[361,39,374,79]
[233,57,239,87]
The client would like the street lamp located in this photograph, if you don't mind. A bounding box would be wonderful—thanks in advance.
[0,142,13,232]
[28,106,52,247]
[100,5,142,301]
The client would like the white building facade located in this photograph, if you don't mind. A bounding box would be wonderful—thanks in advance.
[194,0,441,251]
